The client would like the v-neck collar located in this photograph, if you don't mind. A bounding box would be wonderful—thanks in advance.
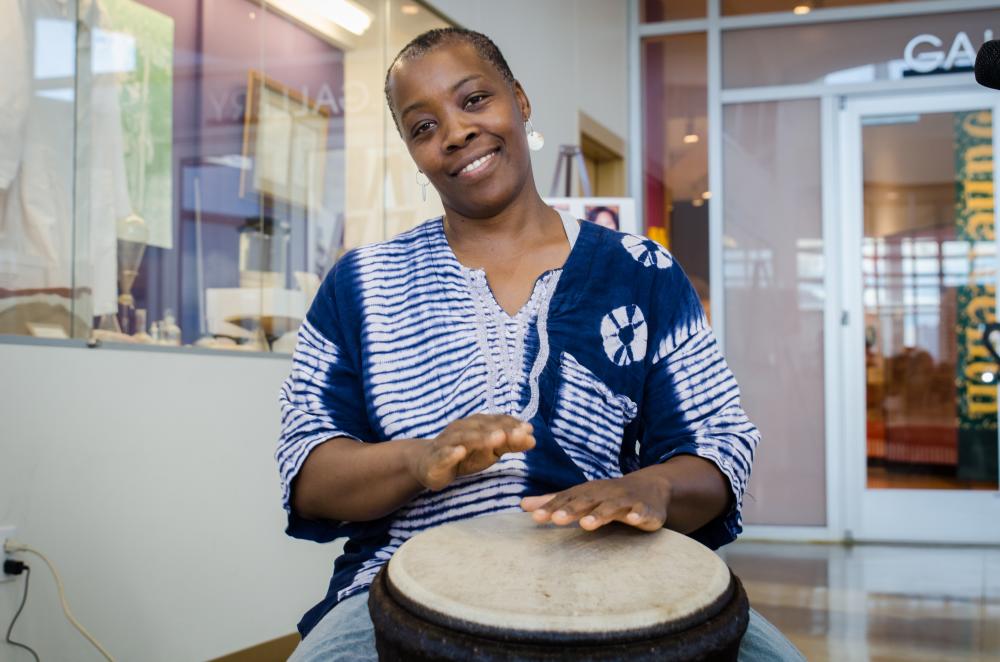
[427,214,598,319]
[419,216,602,418]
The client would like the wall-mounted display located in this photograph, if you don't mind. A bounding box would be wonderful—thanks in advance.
[544,197,638,236]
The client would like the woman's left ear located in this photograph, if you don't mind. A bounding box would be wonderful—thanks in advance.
[513,81,531,122]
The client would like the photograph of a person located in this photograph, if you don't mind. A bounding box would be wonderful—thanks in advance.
[585,204,620,231]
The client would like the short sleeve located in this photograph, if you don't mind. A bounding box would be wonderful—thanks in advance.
[638,265,759,549]
[276,258,374,541]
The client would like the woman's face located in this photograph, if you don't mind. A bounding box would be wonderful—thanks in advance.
[594,210,617,230]
[387,42,533,218]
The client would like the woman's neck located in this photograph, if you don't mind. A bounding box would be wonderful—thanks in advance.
[442,189,563,266]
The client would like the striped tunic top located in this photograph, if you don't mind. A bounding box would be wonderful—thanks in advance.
[276,214,759,638]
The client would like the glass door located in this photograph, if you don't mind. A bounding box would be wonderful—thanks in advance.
[840,91,1000,544]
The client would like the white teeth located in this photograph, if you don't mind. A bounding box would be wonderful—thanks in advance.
[461,150,496,174]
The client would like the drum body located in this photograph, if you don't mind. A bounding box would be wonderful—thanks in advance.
[368,512,749,662]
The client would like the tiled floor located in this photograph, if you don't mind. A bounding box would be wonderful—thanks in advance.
[720,542,1000,661]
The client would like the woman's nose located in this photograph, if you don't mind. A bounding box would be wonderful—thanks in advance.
[443,118,478,153]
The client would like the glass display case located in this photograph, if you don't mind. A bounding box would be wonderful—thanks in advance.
[0,0,450,352]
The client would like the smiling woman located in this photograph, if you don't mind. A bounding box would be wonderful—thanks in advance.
[276,27,800,662]
[385,33,536,222]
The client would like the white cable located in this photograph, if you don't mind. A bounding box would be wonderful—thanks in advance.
[4,540,116,662]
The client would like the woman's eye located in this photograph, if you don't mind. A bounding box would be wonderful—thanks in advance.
[465,94,487,109]
[413,121,433,136]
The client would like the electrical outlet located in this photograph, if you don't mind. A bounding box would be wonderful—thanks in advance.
[1,526,16,583]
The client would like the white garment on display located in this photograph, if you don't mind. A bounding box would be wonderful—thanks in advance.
[0,0,132,319]
[0,0,29,190]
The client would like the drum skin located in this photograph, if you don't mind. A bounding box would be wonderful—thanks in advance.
[367,513,750,662]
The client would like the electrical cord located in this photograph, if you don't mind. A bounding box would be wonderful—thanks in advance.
[4,562,40,662]
[4,541,116,662]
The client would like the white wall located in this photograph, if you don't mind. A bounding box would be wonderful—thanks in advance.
[0,343,340,661]
[424,0,629,197]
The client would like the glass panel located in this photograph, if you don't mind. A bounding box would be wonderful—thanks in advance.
[641,0,706,23]
[723,0,937,16]
[0,1,81,338]
[1,0,448,352]
[723,99,826,526]
[642,33,710,311]
[723,9,1000,88]
[863,109,999,490]
[384,2,452,241]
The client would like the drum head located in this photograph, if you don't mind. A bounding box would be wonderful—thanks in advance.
[385,511,732,642]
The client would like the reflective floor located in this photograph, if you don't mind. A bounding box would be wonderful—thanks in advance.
[720,542,1000,661]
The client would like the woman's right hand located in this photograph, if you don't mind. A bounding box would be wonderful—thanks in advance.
[407,414,535,491]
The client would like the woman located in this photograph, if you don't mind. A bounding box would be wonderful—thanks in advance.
[277,27,801,661]
[586,205,620,231]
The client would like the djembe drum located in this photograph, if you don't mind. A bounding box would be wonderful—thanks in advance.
[368,511,749,661]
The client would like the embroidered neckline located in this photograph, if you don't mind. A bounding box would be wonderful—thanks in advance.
[427,217,583,420]
[462,268,559,416]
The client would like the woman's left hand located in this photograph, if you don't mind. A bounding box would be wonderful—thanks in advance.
[520,472,671,532]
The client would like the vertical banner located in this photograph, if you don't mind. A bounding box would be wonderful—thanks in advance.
[103,0,175,249]
[954,110,999,483]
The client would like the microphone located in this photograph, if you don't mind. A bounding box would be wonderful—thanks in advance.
[976,39,1000,90]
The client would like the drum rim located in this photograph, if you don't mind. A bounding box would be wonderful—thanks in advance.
[379,565,739,646]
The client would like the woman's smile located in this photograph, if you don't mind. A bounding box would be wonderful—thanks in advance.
[454,146,501,180]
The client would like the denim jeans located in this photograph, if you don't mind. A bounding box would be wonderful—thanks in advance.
[288,591,806,661]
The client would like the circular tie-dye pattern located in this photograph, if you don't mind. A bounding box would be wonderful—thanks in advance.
[601,305,648,366]
[622,234,673,269]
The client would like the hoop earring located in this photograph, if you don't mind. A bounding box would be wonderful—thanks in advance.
[416,170,430,202]
[525,119,544,151]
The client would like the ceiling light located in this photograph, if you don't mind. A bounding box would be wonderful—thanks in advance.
[692,198,704,208]
[793,1,813,15]
[683,117,699,144]
[272,0,373,36]
[318,0,372,34]
[701,191,712,200]
[401,3,419,14]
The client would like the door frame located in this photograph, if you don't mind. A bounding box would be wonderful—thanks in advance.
[838,89,1000,544]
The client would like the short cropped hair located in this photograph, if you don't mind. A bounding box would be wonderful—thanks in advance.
[384,27,515,129]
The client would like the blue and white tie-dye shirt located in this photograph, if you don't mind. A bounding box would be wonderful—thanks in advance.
[276,214,759,638]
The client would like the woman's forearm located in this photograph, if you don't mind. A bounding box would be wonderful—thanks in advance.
[291,416,536,524]
[292,436,426,523]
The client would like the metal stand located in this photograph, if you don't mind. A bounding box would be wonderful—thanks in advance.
[548,145,593,197]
